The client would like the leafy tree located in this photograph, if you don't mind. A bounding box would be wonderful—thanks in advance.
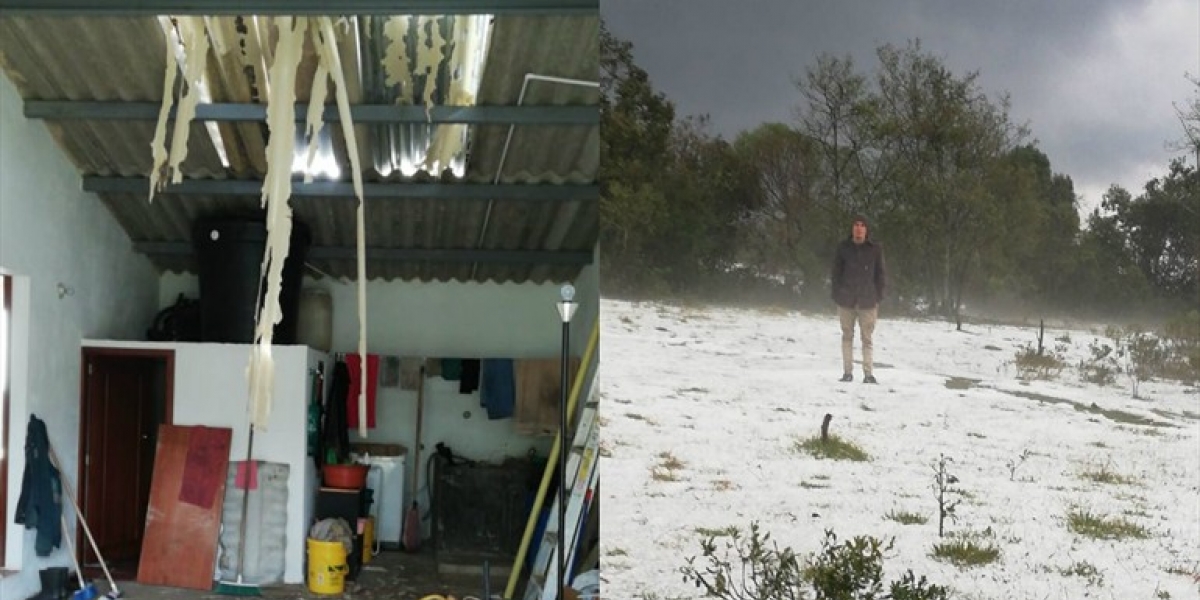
[733,123,824,293]
[869,40,1027,319]
[598,20,676,293]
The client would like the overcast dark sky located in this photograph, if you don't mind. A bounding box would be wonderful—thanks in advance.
[602,0,1200,215]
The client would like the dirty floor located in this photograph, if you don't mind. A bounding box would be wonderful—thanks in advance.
[83,550,517,600]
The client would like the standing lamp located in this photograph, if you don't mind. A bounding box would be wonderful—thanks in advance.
[554,283,577,599]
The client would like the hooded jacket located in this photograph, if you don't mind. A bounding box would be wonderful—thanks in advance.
[831,226,886,310]
[14,414,63,556]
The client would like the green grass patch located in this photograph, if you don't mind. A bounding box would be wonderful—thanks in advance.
[1079,464,1136,485]
[885,510,927,525]
[931,533,1001,567]
[1059,560,1104,587]
[658,451,685,470]
[1067,508,1151,540]
[694,525,738,538]
[794,435,870,462]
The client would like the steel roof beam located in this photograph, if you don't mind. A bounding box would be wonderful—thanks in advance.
[135,242,594,266]
[0,0,596,16]
[84,177,597,201]
[26,101,598,125]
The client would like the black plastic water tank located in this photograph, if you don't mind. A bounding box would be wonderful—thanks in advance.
[192,216,312,344]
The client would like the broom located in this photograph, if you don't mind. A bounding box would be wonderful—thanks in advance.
[214,422,261,597]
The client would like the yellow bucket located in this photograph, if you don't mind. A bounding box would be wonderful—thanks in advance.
[307,538,349,595]
[359,517,375,564]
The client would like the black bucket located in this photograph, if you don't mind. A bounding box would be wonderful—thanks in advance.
[192,216,312,344]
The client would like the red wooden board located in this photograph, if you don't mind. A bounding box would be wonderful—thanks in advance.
[137,424,233,590]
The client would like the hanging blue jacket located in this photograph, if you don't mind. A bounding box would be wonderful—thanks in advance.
[14,414,62,556]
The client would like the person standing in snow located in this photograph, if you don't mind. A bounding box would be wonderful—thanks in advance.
[831,215,886,383]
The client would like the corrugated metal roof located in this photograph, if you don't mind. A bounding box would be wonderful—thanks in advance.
[0,13,597,283]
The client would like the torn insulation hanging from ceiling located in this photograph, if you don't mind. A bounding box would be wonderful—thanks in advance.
[303,49,330,183]
[144,14,373,435]
[166,16,210,186]
[246,14,307,433]
[314,15,370,438]
[147,23,178,202]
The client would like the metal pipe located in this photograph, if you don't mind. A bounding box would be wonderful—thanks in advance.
[470,73,599,279]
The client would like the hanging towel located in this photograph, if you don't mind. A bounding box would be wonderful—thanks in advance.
[480,359,516,420]
[459,359,481,394]
[399,357,423,390]
[440,358,462,381]
[513,357,581,436]
[346,353,380,429]
[424,357,443,379]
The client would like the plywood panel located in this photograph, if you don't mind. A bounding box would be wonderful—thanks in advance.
[137,424,233,590]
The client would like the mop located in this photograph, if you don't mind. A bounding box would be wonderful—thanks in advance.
[60,513,98,600]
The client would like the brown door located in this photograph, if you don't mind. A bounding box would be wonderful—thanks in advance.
[79,351,172,575]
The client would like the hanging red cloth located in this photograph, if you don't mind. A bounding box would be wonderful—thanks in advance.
[345,353,380,429]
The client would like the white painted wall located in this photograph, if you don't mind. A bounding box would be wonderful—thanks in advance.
[0,73,159,599]
[81,340,322,585]
[159,260,601,536]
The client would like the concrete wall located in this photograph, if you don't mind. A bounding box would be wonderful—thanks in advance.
[0,73,159,598]
[81,340,322,584]
[159,260,600,525]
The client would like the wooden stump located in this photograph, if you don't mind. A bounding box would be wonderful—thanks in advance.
[820,413,832,441]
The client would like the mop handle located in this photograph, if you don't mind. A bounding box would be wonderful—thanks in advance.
[60,513,88,593]
[48,445,120,594]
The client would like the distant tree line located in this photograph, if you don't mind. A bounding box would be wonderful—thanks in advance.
[599,21,1199,324]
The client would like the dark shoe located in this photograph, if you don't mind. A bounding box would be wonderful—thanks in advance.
[863,375,878,384]
[839,373,853,382]
[29,567,69,600]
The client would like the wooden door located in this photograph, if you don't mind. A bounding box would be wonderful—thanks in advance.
[79,351,171,572]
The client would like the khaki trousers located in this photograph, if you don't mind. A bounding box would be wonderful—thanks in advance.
[838,306,877,376]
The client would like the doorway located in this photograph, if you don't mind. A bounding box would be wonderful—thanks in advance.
[78,349,174,579]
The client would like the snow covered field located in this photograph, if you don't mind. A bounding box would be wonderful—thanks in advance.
[599,298,1200,599]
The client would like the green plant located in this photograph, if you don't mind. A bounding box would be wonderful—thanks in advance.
[1058,560,1104,587]
[680,524,950,600]
[1079,338,1119,386]
[1014,342,1066,380]
[804,531,890,599]
[795,436,870,462]
[885,510,928,525]
[1162,310,1200,383]
[930,454,963,537]
[1079,462,1136,485]
[1105,325,1171,398]
[1006,449,1032,481]
[930,530,1001,567]
[1066,508,1151,540]
[681,521,806,600]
